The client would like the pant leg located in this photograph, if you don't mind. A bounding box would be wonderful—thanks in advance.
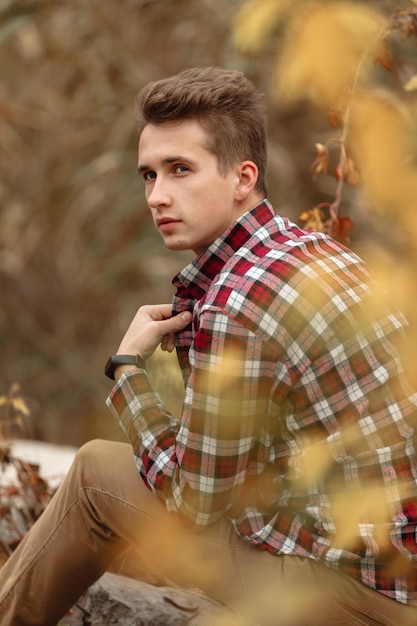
[1,438,417,626]
[0,439,172,625]
[0,438,256,625]
[228,546,417,626]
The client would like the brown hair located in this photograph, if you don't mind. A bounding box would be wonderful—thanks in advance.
[135,66,267,196]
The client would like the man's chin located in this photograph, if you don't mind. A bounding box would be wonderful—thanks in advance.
[163,238,190,252]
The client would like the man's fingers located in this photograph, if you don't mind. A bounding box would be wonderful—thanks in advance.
[117,307,192,362]
[175,310,193,326]
[159,310,192,335]
[161,333,174,353]
[150,303,174,321]
[160,312,192,353]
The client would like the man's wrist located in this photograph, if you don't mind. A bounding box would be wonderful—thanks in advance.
[104,354,146,380]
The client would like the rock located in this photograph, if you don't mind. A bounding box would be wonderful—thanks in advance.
[60,572,249,625]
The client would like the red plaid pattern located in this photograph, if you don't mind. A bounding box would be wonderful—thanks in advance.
[107,200,417,605]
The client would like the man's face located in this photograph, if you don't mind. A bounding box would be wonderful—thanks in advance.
[138,119,245,256]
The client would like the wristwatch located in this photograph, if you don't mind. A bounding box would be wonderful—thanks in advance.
[104,354,146,380]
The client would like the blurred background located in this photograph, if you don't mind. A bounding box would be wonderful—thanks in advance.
[1,0,416,447]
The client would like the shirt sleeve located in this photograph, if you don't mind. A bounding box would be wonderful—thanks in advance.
[106,308,282,529]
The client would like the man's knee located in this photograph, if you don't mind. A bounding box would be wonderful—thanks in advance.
[74,438,109,470]
[71,439,131,489]
[76,438,111,459]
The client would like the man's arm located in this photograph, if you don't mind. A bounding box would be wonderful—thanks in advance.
[107,308,280,529]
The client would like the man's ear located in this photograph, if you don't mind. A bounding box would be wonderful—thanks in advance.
[234,161,259,201]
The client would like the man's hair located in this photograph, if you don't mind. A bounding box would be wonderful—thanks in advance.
[135,66,267,196]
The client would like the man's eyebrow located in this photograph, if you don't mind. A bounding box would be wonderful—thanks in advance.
[138,156,194,174]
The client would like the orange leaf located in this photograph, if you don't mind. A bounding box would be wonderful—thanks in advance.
[373,38,393,72]
[343,157,360,187]
[327,106,345,128]
[331,216,354,245]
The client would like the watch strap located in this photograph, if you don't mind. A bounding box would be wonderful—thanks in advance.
[105,354,146,380]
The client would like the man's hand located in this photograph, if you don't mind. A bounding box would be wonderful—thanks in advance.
[116,304,192,362]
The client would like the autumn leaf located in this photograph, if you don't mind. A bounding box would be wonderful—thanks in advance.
[327,104,345,128]
[330,485,393,551]
[233,0,293,53]
[405,74,417,92]
[310,142,329,179]
[299,207,325,232]
[342,157,360,187]
[274,2,387,107]
[297,438,334,488]
[390,8,417,41]
[349,91,417,223]
[330,216,354,245]
[11,397,31,417]
[373,38,393,72]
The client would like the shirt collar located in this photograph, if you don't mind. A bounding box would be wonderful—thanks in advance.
[172,199,275,299]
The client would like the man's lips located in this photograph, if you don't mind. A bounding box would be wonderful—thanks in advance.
[156,217,181,232]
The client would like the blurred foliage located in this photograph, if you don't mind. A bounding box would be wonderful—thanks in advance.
[0,0,244,444]
[234,0,417,381]
[1,0,416,446]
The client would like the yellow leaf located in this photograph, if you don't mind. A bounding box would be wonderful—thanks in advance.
[11,397,31,417]
[404,74,417,92]
[299,207,325,232]
[274,2,387,107]
[349,91,417,234]
[233,0,295,53]
[297,438,333,487]
[330,485,392,551]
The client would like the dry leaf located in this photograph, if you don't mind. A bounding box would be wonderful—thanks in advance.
[310,142,329,178]
[299,207,325,232]
[233,0,292,53]
[349,91,417,223]
[373,38,393,72]
[274,2,387,107]
[330,485,392,551]
[330,216,354,245]
[404,74,417,92]
[342,157,360,187]
[11,397,31,417]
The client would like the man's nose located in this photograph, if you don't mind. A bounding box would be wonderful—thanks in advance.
[147,177,171,208]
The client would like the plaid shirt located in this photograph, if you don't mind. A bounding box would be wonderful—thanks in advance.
[107,200,417,605]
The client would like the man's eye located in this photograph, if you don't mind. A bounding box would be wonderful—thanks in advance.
[174,165,189,174]
[143,171,156,181]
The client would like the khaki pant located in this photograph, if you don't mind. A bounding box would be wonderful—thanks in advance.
[0,439,416,625]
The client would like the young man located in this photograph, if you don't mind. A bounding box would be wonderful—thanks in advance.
[1,66,417,625]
